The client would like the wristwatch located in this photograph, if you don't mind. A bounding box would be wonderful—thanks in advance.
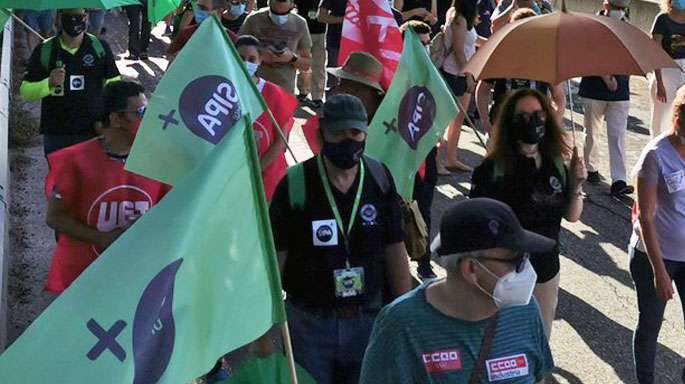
[289,54,299,64]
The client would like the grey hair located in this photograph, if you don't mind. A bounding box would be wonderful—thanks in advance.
[433,250,487,275]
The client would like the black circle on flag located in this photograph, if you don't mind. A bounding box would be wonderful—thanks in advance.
[179,75,242,144]
[397,86,437,150]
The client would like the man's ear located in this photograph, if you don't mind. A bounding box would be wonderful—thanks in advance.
[459,258,479,285]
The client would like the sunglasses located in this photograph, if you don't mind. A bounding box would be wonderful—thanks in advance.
[118,105,147,118]
[513,110,547,126]
[478,252,529,273]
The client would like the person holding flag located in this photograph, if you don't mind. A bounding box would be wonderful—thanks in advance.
[269,94,411,384]
[236,35,299,201]
[168,0,238,62]
[44,81,170,293]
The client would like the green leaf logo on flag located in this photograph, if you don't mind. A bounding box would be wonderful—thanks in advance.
[0,116,286,384]
[365,28,459,200]
[126,15,264,185]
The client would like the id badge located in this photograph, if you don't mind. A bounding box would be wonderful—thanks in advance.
[333,267,364,298]
[664,170,685,194]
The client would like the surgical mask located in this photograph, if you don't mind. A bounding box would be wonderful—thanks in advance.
[61,14,87,37]
[608,9,624,19]
[269,10,289,25]
[513,110,547,145]
[229,4,246,17]
[244,60,259,76]
[321,138,365,169]
[475,258,538,309]
[673,0,685,11]
[194,9,210,24]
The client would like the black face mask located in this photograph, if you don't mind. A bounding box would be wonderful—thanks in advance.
[61,14,87,37]
[322,138,365,170]
[513,110,547,145]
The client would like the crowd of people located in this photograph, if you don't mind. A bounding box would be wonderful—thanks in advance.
[11,0,685,382]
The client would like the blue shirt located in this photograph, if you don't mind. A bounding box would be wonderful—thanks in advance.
[360,283,553,383]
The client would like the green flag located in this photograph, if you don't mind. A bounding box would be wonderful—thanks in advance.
[365,28,459,200]
[0,115,286,383]
[148,0,180,24]
[0,9,10,28]
[126,15,264,185]
[225,353,317,384]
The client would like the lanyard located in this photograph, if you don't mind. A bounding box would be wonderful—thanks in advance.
[317,154,365,266]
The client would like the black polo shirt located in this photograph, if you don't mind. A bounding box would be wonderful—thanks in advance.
[294,0,327,34]
[470,155,570,283]
[24,35,119,136]
[269,156,405,310]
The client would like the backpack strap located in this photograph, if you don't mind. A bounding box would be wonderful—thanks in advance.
[86,33,105,60]
[40,36,57,73]
[363,155,390,194]
[287,162,306,210]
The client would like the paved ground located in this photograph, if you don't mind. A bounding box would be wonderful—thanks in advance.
[5,10,685,384]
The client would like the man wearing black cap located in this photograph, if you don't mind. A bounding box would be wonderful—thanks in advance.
[269,94,411,384]
[360,198,554,384]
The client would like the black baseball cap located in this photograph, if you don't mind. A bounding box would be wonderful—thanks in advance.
[319,94,369,134]
[431,198,556,256]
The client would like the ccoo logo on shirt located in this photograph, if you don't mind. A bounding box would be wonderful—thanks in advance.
[87,185,153,254]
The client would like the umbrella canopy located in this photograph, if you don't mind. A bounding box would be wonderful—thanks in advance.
[463,10,680,84]
[0,0,139,10]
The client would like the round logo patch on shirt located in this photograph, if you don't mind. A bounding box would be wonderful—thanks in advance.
[549,176,563,193]
[82,54,95,67]
[179,75,242,145]
[360,203,378,226]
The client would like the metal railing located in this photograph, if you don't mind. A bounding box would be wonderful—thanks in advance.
[0,15,13,353]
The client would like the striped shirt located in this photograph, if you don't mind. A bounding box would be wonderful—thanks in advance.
[360,283,553,383]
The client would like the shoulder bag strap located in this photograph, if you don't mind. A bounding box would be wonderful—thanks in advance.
[468,312,499,384]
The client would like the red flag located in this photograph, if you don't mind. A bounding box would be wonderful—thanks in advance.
[339,0,403,90]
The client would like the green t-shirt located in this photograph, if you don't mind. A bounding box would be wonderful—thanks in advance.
[360,283,553,384]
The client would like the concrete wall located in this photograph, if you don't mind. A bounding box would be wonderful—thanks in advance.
[552,0,660,32]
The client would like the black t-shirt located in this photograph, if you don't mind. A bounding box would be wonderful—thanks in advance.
[476,0,495,38]
[24,35,120,136]
[578,75,629,102]
[320,0,347,48]
[402,0,431,22]
[294,0,327,34]
[488,78,551,122]
[470,155,570,283]
[269,156,405,309]
[221,12,247,34]
[651,12,685,59]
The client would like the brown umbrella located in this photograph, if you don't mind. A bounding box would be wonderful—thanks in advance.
[462,7,679,84]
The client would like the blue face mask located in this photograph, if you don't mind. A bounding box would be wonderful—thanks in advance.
[269,10,289,25]
[244,60,259,76]
[229,4,246,17]
[673,0,685,11]
[530,2,542,14]
[194,9,210,24]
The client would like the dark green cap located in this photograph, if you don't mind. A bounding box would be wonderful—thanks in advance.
[319,94,368,134]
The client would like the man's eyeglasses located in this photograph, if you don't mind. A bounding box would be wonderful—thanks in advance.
[118,106,147,118]
[478,253,529,273]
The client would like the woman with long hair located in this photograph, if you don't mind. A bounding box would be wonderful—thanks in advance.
[440,0,479,172]
[630,85,685,384]
[649,0,685,138]
[470,88,587,339]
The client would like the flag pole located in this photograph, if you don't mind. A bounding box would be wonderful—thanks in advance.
[264,104,299,164]
[281,321,299,384]
[10,11,45,41]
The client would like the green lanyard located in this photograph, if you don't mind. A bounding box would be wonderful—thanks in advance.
[317,154,365,266]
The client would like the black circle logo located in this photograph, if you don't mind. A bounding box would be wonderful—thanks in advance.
[397,86,437,150]
[179,75,242,144]
[316,225,334,243]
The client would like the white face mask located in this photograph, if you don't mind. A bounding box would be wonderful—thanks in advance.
[475,257,537,309]
[269,10,289,25]
[244,60,259,76]
[424,44,431,55]
[608,9,624,20]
